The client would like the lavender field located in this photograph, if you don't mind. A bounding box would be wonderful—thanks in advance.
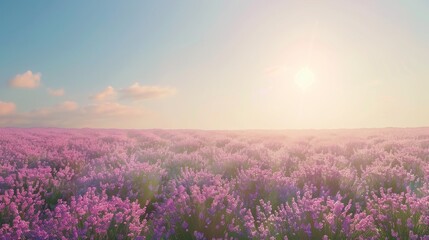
[1,128,429,239]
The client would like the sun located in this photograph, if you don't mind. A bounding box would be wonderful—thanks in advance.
[294,67,315,91]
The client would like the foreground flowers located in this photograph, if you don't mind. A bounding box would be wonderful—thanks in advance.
[0,128,428,239]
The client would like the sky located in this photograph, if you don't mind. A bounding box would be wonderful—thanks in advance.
[0,1,428,129]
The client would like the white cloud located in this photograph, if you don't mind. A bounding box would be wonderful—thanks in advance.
[9,71,41,88]
[92,86,116,101]
[47,88,65,96]
[0,101,16,115]
[119,83,176,100]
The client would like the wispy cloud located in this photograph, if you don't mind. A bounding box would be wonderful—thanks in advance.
[47,88,65,96]
[92,86,117,101]
[61,101,78,111]
[0,101,78,127]
[1,81,174,127]
[0,101,16,115]
[32,101,79,116]
[92,83,176,102]
[9,71,41,88]
[0,101,147,128]
[84,102,144,117]
[119,83,176,100]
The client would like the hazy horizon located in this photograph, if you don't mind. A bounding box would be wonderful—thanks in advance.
[1,1,428,129]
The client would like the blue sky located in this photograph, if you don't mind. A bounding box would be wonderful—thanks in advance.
[1,1,429,129]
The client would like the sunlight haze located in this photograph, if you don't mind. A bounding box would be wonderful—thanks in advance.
[1,1,428,129]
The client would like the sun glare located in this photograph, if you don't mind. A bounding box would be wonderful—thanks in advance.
[294,67,315,91]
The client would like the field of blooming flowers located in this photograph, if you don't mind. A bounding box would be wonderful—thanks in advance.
[1,128,429,239]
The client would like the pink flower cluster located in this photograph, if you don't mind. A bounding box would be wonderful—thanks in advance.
[0,128,428,239]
